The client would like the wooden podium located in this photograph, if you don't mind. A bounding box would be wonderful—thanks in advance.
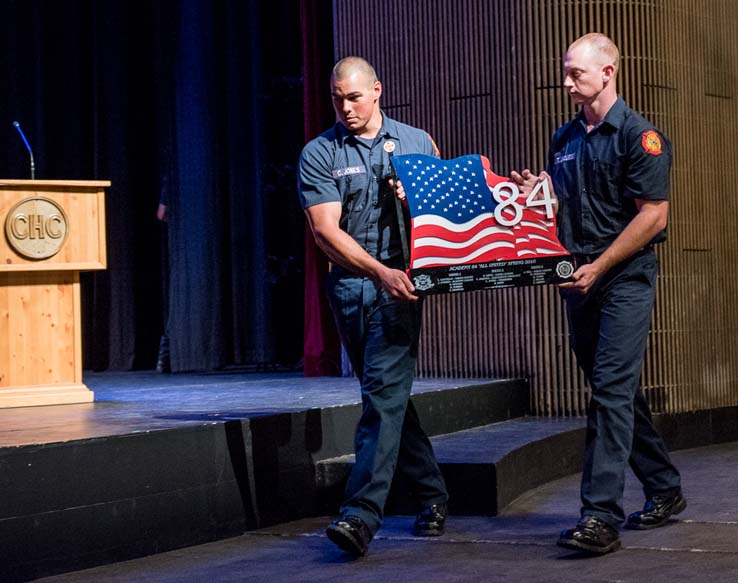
[0,180,108,408]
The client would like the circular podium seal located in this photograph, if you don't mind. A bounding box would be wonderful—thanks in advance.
[4,196,69,260]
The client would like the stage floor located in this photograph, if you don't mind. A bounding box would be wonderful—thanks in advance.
[38,442,738,583]
[0,371,499,447]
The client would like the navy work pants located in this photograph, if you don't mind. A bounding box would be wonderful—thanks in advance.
[326,273,448,534]
[562,249,681,528]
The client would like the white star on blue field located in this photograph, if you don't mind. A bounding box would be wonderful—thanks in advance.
[392,154,497,221]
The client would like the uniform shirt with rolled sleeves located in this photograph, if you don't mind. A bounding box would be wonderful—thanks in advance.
[547,97,672,256]
[298,113,438,268]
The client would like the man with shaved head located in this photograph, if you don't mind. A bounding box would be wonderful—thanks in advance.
[298,57,448,556]
[514,33,685,554]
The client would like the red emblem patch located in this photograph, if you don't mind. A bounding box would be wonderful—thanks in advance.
[641,131,663,156]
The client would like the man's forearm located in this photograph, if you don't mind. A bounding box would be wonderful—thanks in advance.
[312,226,389,281]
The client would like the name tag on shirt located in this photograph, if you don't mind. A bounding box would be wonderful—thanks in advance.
[332,166,366,178]
[554,152,576,165]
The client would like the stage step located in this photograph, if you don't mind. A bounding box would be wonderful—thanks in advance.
[315,417,586,515]
[245,378,529,526]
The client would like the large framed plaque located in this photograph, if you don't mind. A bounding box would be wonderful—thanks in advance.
[392,154,574,295]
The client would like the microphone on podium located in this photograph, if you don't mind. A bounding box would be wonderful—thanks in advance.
[12,121,36,180]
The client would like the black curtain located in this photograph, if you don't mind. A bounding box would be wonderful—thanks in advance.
[300,0,341,376]
[1,0,305,372]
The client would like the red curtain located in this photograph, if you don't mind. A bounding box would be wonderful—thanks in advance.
[300,0,341,376]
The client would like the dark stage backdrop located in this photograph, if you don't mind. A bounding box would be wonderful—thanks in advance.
[1,0,306,372]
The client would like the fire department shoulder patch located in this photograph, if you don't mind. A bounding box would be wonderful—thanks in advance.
[641,130,663,156]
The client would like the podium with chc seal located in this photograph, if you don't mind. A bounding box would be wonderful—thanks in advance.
[0,180,108,408]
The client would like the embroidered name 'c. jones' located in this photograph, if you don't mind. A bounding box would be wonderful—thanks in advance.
[332,166,367,179]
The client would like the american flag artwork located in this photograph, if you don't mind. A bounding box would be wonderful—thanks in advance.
[392,154,569,270]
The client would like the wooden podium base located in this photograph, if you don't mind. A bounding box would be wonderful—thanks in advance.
[0,384,94,408]
[0,271,90,409]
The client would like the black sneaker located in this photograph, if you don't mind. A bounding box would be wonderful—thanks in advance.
[413,503,447,537]
[557,515,621,554]
[625,492,687,530]
[326,515,373,556]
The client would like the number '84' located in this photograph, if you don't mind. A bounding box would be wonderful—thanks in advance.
[491,180,556,227]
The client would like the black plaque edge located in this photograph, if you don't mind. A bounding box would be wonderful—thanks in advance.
[409,254,575,296]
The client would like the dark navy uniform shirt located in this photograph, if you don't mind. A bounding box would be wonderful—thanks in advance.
[298,113,437,267]
[547,97,672,255]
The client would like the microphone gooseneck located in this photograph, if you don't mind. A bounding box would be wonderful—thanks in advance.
[12,121,35,180]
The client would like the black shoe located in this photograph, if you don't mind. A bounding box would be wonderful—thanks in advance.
[625,492,687,530]
[326,516,373,556]
[413,503,448,537]
[557,515,621,554]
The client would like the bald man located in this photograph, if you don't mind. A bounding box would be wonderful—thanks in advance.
[514,33,685,554]
[298,57,448,556]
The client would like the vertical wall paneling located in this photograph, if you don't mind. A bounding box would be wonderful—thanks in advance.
[332,0,738,416]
